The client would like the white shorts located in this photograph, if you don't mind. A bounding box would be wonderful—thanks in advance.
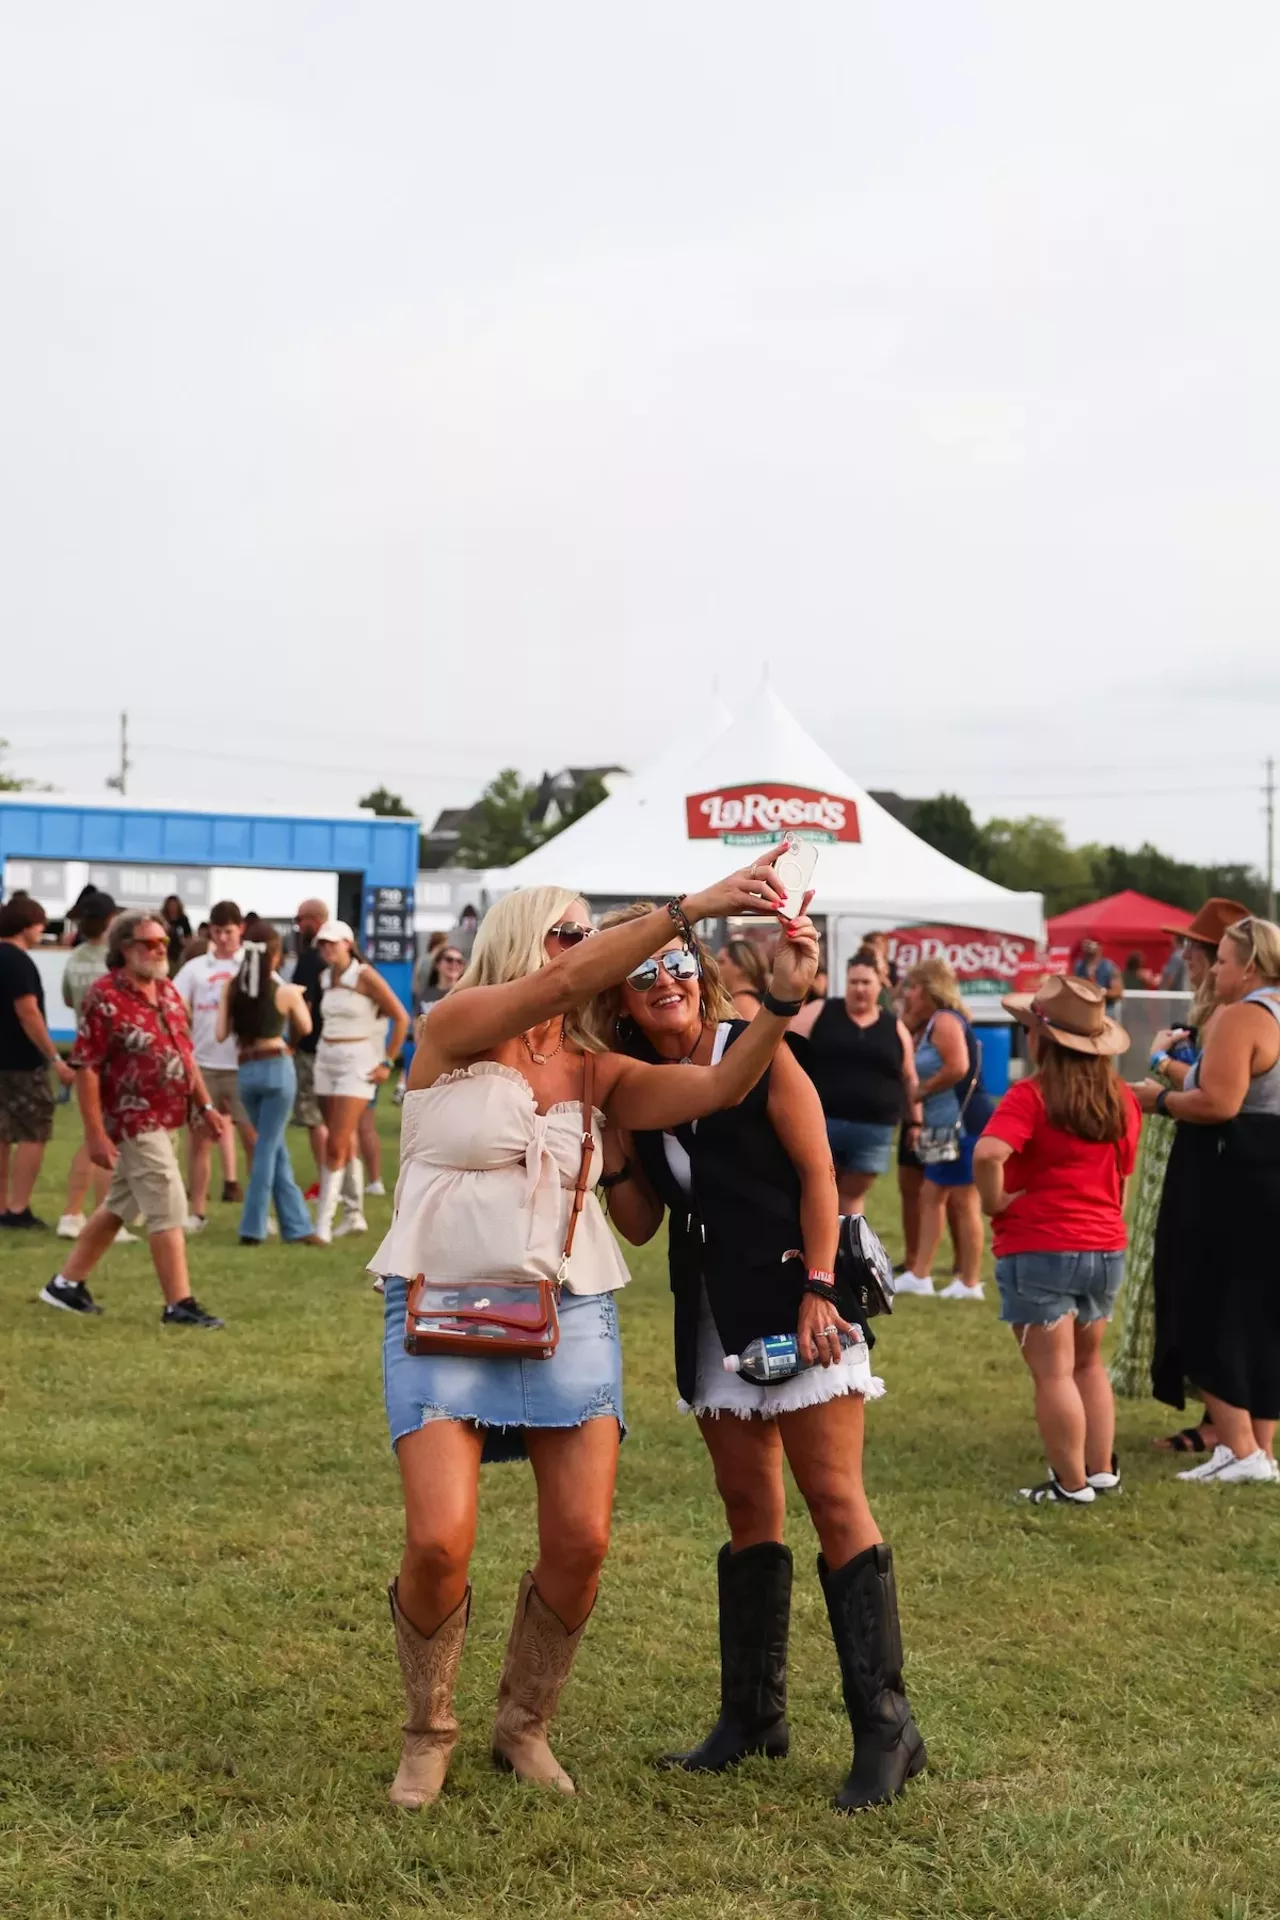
[314,1039,379,1102]
[679,1288,885,1420]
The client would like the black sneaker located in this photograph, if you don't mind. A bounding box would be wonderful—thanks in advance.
[1018,1477,1096,1505]
[4,1208,49,1230]
[162,1296,224,1329]
[1049,1455,1122,1496]
[39,1276,104,1315]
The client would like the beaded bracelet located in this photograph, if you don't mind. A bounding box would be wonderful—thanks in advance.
[666,895,694,948]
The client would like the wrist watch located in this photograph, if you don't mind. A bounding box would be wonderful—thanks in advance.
[1154,1088,1171,1116]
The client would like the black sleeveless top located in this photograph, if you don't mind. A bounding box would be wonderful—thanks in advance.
[627,1021,871,1402]
[802,1001,904,1125]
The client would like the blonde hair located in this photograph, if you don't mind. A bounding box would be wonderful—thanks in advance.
[580,902,737,1052]
[905,956,966,1013]
[456,887,605,1052]
[1221,916,1280,985]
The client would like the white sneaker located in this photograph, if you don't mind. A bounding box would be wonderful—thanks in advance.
[56,1213,86,1239]
[113,1225,139,1244]
[265,1217,279,1237]
[938,1279,984,1301]
[894,1272,936,1296]
[184,1214,207,1234]
[333,1212,368,1238]
[1177,1443,1251,1483]
[1210,1448,1277,1485]
[370,1274,386,1294]
[366,1179,386,1197]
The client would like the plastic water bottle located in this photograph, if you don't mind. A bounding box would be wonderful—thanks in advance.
[724,1328,862,1383]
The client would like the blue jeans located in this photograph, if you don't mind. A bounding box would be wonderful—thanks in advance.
[995,1250,1125,1327]
[237,1055,313,1243]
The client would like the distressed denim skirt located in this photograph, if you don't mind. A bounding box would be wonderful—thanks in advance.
[381,1275,626,1465]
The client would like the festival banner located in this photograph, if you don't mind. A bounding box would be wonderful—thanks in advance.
[882,925,1069,997]
[685,782,861,846]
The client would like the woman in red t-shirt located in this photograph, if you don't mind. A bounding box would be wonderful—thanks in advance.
[973,977,1140,1506]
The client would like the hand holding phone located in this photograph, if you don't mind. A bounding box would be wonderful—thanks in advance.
[774,836,819,920]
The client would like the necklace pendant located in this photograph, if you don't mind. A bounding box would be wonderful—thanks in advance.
[529,1050,547,1065]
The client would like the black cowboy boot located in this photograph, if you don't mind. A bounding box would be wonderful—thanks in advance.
[660,1542,791,1771]
[818,1544,926,1811]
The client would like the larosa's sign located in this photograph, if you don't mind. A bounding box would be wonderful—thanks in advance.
[686,782,860,845]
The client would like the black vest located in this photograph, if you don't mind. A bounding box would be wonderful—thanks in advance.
[629,1021,870,1402]
[803,1001,904,1124]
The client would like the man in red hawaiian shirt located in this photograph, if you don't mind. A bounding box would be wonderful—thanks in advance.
[40,911,226,1325]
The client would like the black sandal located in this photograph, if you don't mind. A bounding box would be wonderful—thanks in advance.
[1153,1425,1210,1454]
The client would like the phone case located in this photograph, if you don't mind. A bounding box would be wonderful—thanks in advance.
[774,837,819,919]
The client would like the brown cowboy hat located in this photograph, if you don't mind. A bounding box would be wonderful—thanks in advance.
[1163,896,1252,948]
[1001,974,1129,1056]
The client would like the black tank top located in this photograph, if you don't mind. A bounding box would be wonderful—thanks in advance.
[804,1002,904,1125]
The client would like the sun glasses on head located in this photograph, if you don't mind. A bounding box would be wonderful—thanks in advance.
[625,948,701,993]
[548,921,595,948]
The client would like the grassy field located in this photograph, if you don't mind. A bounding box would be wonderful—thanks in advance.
[2,1102,1277,1920]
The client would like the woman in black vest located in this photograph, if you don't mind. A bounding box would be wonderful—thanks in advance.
[587,907,926,1813]
[789,950,920,1214]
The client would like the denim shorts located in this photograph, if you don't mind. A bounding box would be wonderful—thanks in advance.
[826,1118,895,1174]
[381,1275,626,1465]
[995,1250,1125,1328]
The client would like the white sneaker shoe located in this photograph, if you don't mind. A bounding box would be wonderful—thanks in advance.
[184,1214,207,1234]
[366,1179,386,1197]
[1210,1448,1277,1484]
[894,1272,936,1296]
[265,1217,279,1237]
[56,1213,86,1239]
[938,1279,984,1301]
[1176,1443,1269,1483]
[333,1212,368,1238]
[113,1225,139,1244]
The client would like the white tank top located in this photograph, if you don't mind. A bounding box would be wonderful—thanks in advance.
[320,958,379,1042]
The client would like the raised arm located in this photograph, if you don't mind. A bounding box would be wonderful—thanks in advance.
[1135,1002,1264,1124]
[419,853,789,1072]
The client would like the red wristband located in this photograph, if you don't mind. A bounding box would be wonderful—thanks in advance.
[807,1269,836,1287]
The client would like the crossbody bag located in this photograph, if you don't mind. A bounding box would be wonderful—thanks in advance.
[403,1052,597,1361]
[916,1018,984,1166]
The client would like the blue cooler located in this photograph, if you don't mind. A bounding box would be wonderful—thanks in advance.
[972,1019,1011,1099]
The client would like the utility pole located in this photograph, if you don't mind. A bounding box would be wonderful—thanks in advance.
[105,711,130,796]
[1267,755,1276,923]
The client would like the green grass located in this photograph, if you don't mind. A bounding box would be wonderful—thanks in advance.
[2,1105,1277,1920]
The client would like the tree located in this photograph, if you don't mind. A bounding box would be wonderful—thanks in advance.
[541,772,609,841]
[455,769,546,868]
[358,786,414,818]
[910,793,990,872]
[980,815,1093,915]
[0,740,39,792]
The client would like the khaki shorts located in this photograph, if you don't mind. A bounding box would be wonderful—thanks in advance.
[200,1066,249,1129]
[105,1130,189,1236]
[0,1065,56,1145]
[292,1049,322,1129]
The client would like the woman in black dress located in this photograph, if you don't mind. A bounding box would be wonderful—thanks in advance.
[789,950,919,1214]
[588,908,926,1812]
[1138,915,1280,1484]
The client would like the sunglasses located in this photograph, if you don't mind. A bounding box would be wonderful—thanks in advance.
[131,937,168,954]
[625,949,701,993]
[548,922,595,948]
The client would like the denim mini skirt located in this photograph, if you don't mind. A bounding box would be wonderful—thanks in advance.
[381,1275,626,1465]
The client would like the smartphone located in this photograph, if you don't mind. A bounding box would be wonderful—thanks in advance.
[773,836,819,920]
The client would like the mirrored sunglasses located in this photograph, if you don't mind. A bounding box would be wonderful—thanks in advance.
[548,922,595,948]
[625,948,701,992]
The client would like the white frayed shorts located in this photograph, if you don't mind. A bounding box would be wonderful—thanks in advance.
[679,1289,885,1421]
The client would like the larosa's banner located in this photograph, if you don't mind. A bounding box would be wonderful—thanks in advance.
[686,782,861,846]
[884,925,1069,996]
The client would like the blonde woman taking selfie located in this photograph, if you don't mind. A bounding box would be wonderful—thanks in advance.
[367,851,818,1810]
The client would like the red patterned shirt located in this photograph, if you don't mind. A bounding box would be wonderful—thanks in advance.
[72,970,198,1141]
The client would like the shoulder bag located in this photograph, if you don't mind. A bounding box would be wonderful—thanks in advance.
[916,1019,984,1166]
[403,1052,596,1361]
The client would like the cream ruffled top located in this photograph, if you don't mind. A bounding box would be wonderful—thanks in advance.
[367,1061,630,1296]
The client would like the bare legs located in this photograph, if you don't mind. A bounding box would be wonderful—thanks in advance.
[394,1416,619,1638]
[836,1170,876,1217]
[320,1094,366,1176]
[64,1142,109,1219]
[696,1392,882,1565]
[359,1105,382,1186]
[0,1139,46,1213]
[1015,1316,1116,1490]
[1200,1391,1274,1462]
[61,1213,193,1306]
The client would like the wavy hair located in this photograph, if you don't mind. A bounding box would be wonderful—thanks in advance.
[580,902,737,1054]
[905,955,965,1013]
[457,887,605,1053]
[1221,915,1280,986]
[1035,1038,1131,1143]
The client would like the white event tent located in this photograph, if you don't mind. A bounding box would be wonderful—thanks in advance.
[489,684,1042,969]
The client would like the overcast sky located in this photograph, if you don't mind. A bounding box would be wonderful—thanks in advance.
[3,3,1278,870]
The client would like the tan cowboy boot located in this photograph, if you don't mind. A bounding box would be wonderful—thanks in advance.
[387,1580,470,1809]
[491,1572,592,1794]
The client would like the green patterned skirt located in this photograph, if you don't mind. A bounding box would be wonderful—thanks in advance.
[1109,1114,1175,1398]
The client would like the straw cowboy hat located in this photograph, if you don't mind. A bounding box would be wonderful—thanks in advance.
[1163,897,1251,948]
[1001,975,1129,1057]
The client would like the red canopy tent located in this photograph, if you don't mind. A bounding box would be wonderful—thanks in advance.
[1046,890,1194,978]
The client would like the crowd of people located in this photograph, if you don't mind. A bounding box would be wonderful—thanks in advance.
[4,856,1278,1815]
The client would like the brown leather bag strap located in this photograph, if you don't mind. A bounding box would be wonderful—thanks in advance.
[559,1050,596,1273]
